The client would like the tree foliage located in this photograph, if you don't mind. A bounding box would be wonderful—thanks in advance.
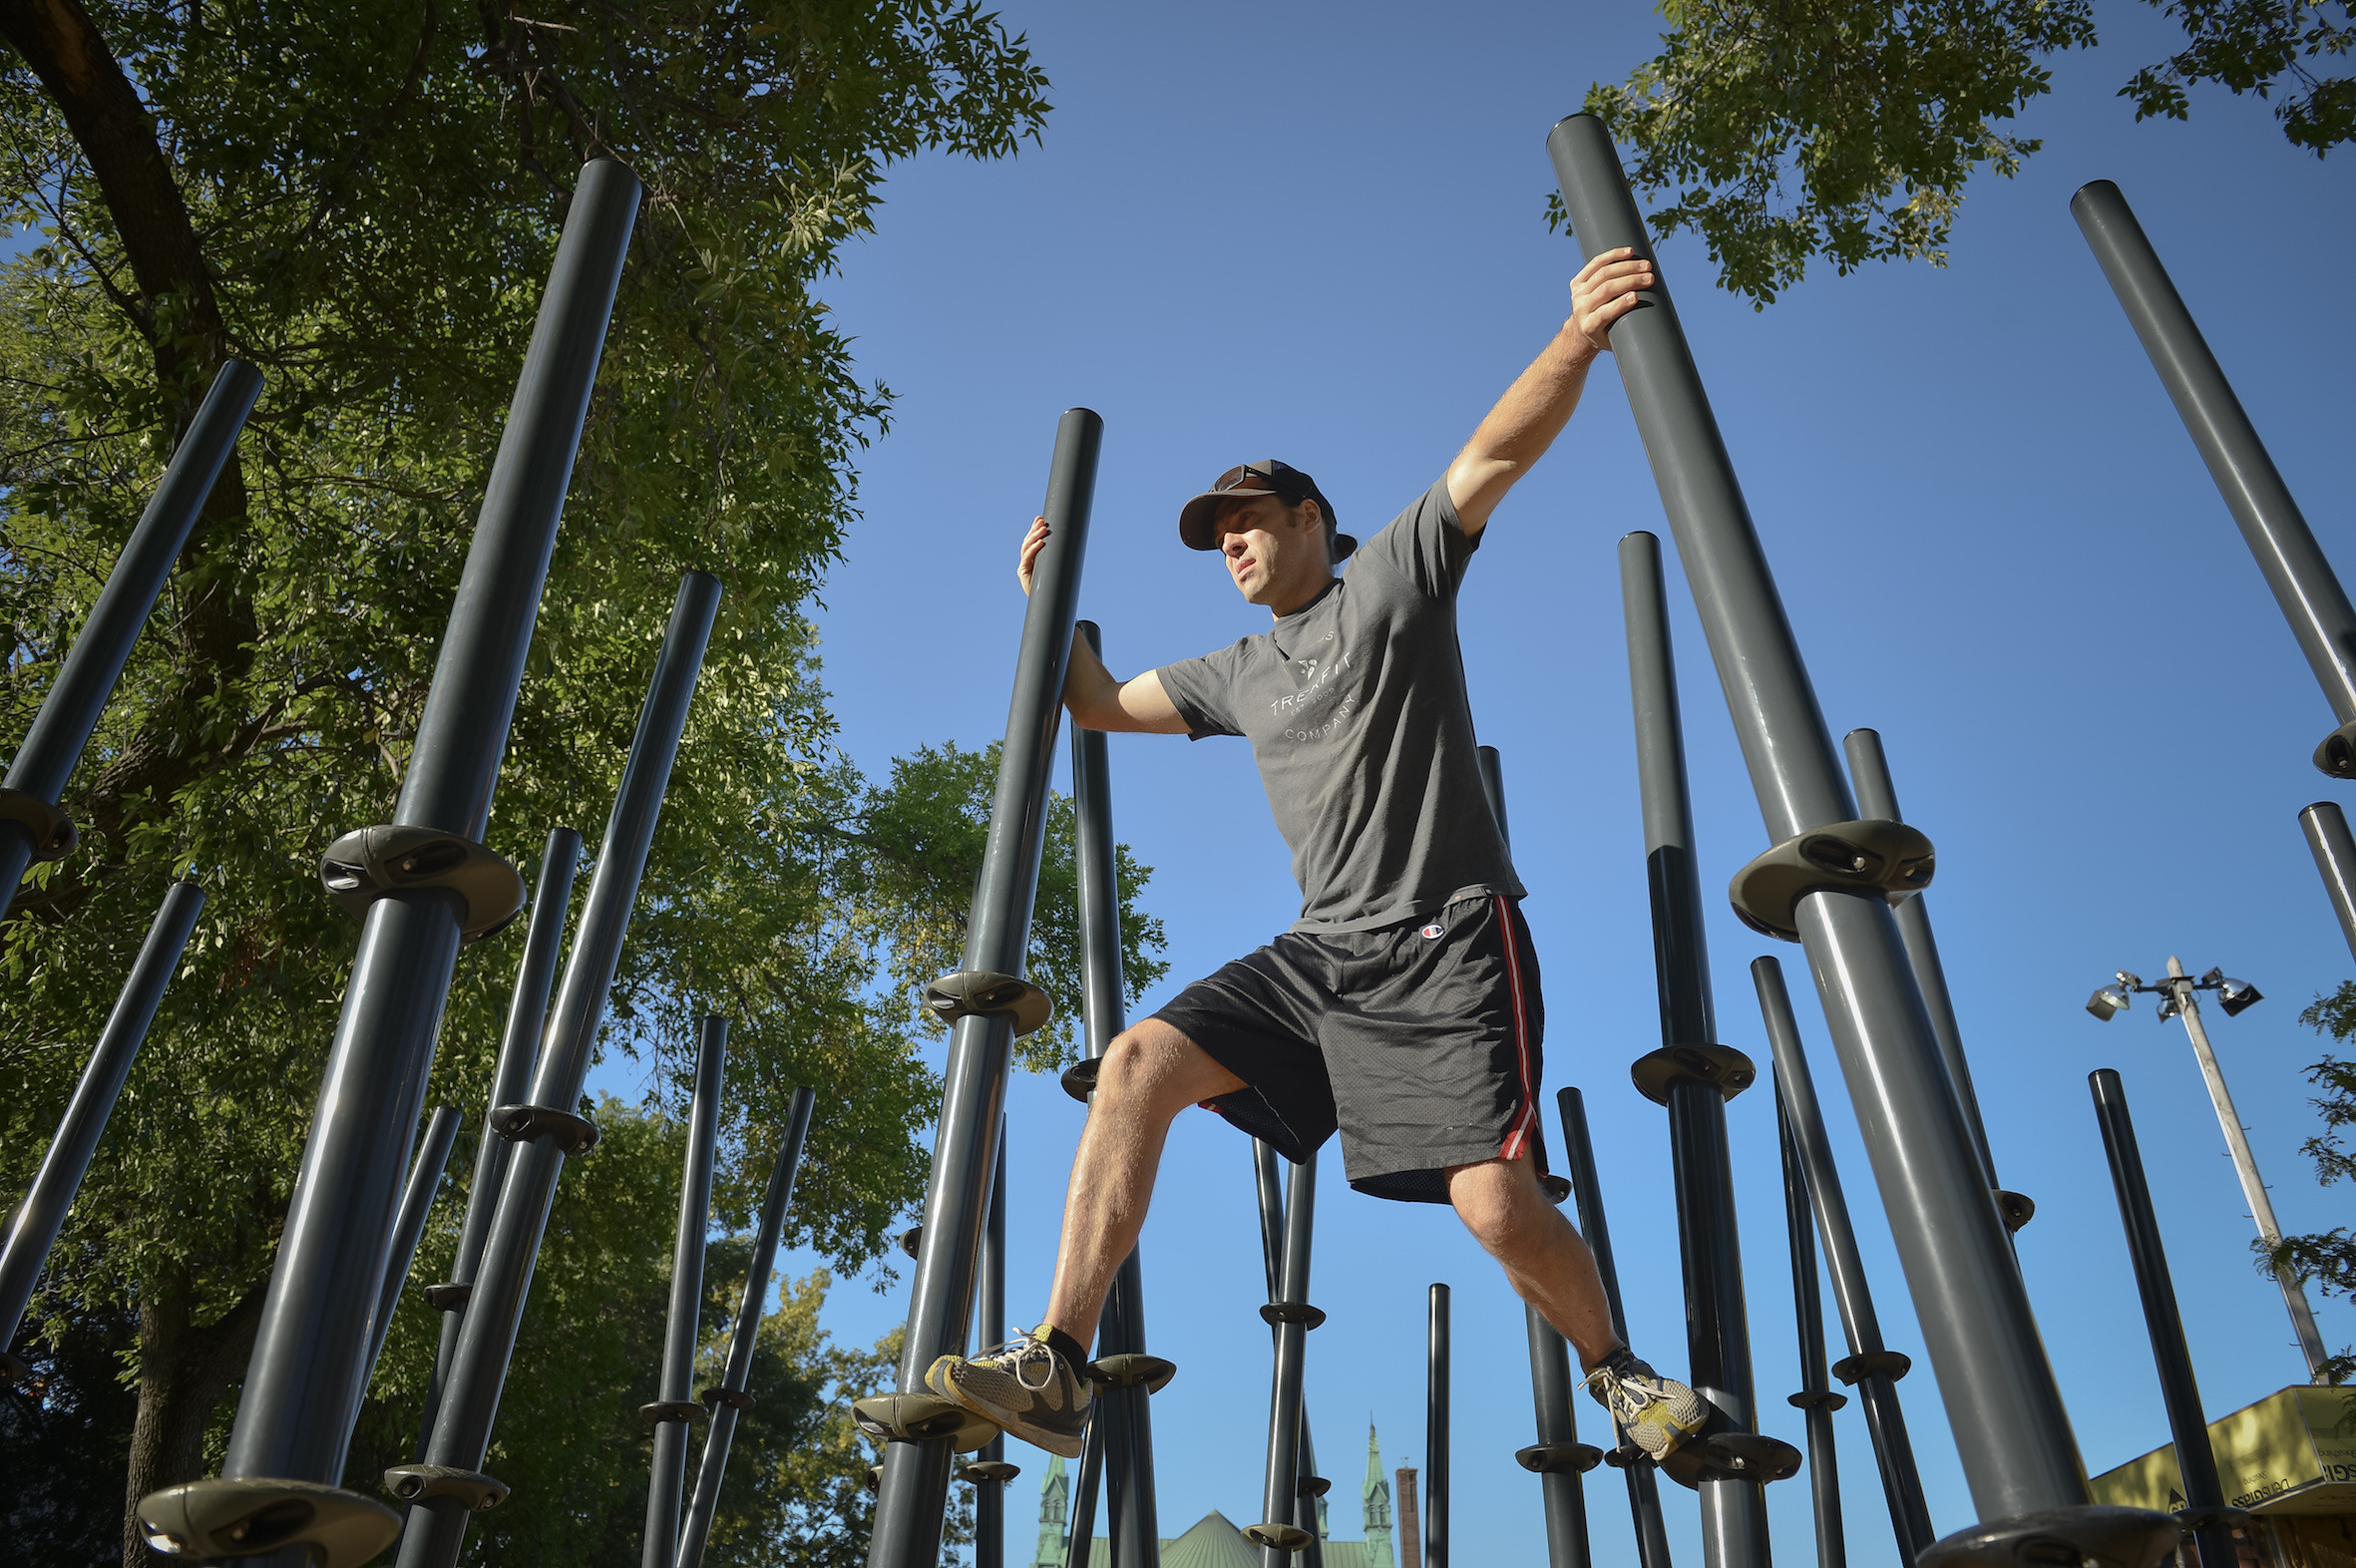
[2269,982,2356,1382]
[1575,0,2351,306]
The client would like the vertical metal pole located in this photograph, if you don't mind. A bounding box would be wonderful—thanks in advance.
[1550,116,2129,1556]
[869,410,1098,1568]
[399,572,721,1568]
[1840,729,1997,1192]
[2089,1069,2243,1568]
[213,160,640,1519]
[1557,1088,1674,1568]
[2070,181,2356,749]
[643,1016,729,1568]
[1255,1140,1286,1302]
[2162,959,2330,1378]
[1072,627,1161,1566]
[1618,530,1769,1568]
[0,362,261,915]
[1258,1153,1319,1568]
[0,879,205,1371]
[1426,1285,1449,1568]
[976,1122,1008,1568]
[677,1084,817,1568]
[1751,959,1933,1560]
[1069,1412,1106,1568]
[417,827,584,1457]
[357,1104,463,1423]
[1477,747,1592,1568]
[2299,803,2356,968]
[1777,1082,1845,1568]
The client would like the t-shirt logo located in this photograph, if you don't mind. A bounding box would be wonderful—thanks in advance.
[1419,921,1447,941]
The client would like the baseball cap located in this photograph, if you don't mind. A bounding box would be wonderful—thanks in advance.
[1177,460,1358,560]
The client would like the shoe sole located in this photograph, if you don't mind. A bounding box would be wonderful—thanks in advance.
[925,1356,1087,1460]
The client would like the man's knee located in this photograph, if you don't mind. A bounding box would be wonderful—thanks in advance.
[1093,1020,1239,1118]
[1448,1156,1549,1258]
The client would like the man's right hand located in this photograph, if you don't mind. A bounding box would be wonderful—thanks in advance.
[1017,516,1048,596]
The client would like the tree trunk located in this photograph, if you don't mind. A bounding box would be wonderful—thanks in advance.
[122,1278,265,1567]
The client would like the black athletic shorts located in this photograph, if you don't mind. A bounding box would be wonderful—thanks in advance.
[1150,893,1547,1204]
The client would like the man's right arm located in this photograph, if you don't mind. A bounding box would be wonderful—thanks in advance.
[1019,516,1191,735]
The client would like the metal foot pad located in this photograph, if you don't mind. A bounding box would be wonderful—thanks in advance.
[1297,1475,1332,1497]
[1259,1301,1327,1330]
[1831,1349,1911,1384]
[320,825,525,942]
[422,1282,472,1311]
[1917,1503,2179,1568]
[640,1399,706,1424]
[1996,1190,2037,1232]
[1730,818,1935,941]
[0,788,75,861]
[382,1465,509,1511]
[137,1477,402,1567]
[1787,1389,1849,1411]
[1244,1522,1315,1551]
[1084,1353,1176,1393]
[2317,718,2356,780]
[1657,1404,1803,1489]
[850,1391,999,1452]
[1061,1056,1100,1102]
[492,1103,600,1155]
[701,1385,756,1410]
[964,1459,1021,1483]
[924,970,1052,1036]
[1517,1440,1605,1474]
[1631,1042,1758,1104]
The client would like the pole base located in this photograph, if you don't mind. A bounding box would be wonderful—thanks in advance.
[137,1477,401,1567]
[1917,1504,2179,1568]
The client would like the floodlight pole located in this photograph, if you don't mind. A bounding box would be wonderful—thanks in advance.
[0,361,262,918]
[357,1104,463,1425]
[643,1016,729,1568]
[1777,1083,1845,1568]
[677,1084,817,1568]
[868,409,1098,1568]
[1547,113,2156,1566]
[0,879,206,1377]
[2299,803,2356,968]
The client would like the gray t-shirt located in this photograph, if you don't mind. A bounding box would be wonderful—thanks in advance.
[1156,478,1523,934]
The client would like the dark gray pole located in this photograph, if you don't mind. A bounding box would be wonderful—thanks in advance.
[643,1016,729,1568]
[677,1084,817,1568]
[1548,117,2158,1564]
[1255,1139,1286,1302]
[357,1104,463,1425]
[1777,1083,1845,1568]
[1557,1088,1674,1568]
[397,571,721,1568]
[1840,730,1999,1197]
[1068,1412,1106,1568]
[0,878,204,1375]
[2090,1069,2246,1568]
[1426,1285,1449,1568]
[1618,529,1771,1566]
[417,827,583,1457]
[1071,626,1162,1567]
[1256,1153,1319,1568]
[192,161,640,1557]
[867,410,1098,1568]
[976,1124,1008,1568]
[1751,960,1931,1560]
[2071,180,2356,772]
[0,362,261,916]
[2300,803,2356,967]
[1477,747,1593,1568]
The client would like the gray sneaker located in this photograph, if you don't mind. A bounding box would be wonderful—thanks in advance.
[926,1328,1090,1458]
[1585,1350,1706,1463]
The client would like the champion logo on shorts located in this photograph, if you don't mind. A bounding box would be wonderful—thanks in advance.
[1418,920,1447,941]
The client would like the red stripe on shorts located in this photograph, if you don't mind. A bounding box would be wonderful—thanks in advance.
[1495,894,1538,1163]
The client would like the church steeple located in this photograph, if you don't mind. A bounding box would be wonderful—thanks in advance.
[1362,1421,1393,1566]
[1031,1453,1069,1568]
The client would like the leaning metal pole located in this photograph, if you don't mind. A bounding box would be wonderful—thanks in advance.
[357,1104,464,1425]
[0,879,205,1376]
[0,360,262,918]
[677,1084,817,1568]
[1548,114,2162,1567]
[1778,1082,1846,1568]
[2090,1069,2247,1568]
[1618,529,1774,1568]
[152,161,641,1568]
[867,409,1099,1568]
[2071,180,2356,778]
[1752,958,1932,1560]
[397,571,722,1568]
[417,827,584,1457]
[644,1016,729,1568]
[1558,1088,1673,1568]
[2300,803,2356,968]
[976,1124,1008,1568]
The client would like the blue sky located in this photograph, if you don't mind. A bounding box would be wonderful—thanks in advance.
[683,2,2356,1563]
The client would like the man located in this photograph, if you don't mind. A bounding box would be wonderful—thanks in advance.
[928,246,1707,1466]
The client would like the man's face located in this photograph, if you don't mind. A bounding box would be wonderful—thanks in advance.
[1211,491,1322,605]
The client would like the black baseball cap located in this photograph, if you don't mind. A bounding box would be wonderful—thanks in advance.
[1177,460,1357,560]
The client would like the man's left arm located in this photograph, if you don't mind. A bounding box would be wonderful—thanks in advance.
[1444,247,1654,540]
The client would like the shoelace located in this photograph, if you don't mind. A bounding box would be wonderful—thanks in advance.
[978,1336,1059,1392]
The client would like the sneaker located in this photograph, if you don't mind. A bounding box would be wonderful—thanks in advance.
[1585,1349,1706,1462]
[926,1328,1090,1458]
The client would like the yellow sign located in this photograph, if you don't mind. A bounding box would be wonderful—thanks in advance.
[2090,1386,2356,1517]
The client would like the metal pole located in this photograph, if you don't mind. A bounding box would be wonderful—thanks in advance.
[0,879,205,1373]
[1426,1285,1449,1568]
[2163,958,2330,1378]
[643,1016,729,1568]
[1549,116,2143,1562]
[976,1123,1008,1568]
[1557,1088,1674,1568]
[869,409,1098,1568]
[1618,529,1770,1568]
[1751,959,1933,1560]
[677,1084,817,1568]
[2089,1069,2245,1568]
[0,362,262,916]
[1255,1140,1286,1302]
[1777,1082,1845,1568]
[2070,181,2356,754]
[1840,729,1998,1193]
[417,827,584,1457]
[206,161,640,1537]
[398,571,721,1568]
[1257,1153,1319,1568]
[2299,803,2356,968]
[1069,1411,1106,1568]
[357,1105,463,1421]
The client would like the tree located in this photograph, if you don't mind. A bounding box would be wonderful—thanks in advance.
[2271,982,2356,1382]
[1571,0,2353,306]
[0,3,1158,1562]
